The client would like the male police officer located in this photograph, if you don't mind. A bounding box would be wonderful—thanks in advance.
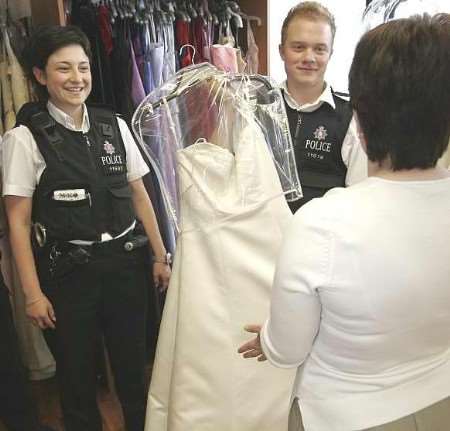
[280,2,367,212]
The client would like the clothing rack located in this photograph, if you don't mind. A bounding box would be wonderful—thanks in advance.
[28,0,268,74]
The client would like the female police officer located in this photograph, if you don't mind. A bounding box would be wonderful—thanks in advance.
[2,26,171,431]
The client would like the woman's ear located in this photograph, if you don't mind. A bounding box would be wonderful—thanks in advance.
[32,67,47,86]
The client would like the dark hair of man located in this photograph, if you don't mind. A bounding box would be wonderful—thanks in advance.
[349,14,450,170]
[280,1,336,45]
[21,25,92,101]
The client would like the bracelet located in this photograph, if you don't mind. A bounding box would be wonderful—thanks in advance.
[153,252,172,265]
[26,296,45,307]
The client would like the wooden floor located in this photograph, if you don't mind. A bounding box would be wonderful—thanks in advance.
[0,377,126,431]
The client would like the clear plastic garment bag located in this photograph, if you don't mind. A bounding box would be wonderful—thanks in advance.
[132,62,302,234]
[133,63,301,431]
[362,0,450,30]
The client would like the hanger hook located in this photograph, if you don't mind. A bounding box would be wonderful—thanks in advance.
[179,43,196,65]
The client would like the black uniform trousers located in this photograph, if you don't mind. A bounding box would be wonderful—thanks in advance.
[0,274,41,431]
[42,238,149,431]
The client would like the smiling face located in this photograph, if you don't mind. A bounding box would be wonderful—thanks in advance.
[280,17,333,91]
[33,44,92,115]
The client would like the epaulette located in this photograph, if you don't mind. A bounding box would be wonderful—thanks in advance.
[331,89,350,102]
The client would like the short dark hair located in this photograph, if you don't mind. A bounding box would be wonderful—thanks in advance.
[349,14,450,170]
[21,25,92,101]
[281,2,336,45]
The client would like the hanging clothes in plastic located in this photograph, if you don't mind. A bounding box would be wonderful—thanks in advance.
[244,18,259,74]
[132,63,302,431]
[67,0,262,120]
[362,0,450,31]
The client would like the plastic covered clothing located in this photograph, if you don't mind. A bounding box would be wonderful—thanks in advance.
[132,63,301,234]
[245,19,259,74]
[133,63,301,430]
[362,0,449,30]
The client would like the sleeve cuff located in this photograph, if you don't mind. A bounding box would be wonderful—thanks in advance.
[127,165,150,183]
[2,184,34,198]
[260,319,303,369]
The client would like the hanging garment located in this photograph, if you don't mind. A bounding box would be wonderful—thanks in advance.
[236,48,247,73]
[150,43,165,90]
[210,44,238,73]
[0,64,3,136]
[202,21,213,62]
[0,60,16,131]
[3,29,29,113]
[97,5,114,56]
[71,0,116,107]
[245,19,259,74]
[134,64,302,431]
[175,20,193,68]
[145,116,295,431]
[161,22,177,83]
[192,17,208,64]
[133,31,145,82]
[142,23,155,93]
[109,22,135,123]
[130,40,146,107]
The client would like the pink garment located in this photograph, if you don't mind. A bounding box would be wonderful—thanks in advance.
[210,44,238,73]
[202,22,213,62]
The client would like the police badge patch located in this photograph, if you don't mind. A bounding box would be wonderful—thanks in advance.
[313,126,328,141]
[104,141,116,154]
[100,140,125,175]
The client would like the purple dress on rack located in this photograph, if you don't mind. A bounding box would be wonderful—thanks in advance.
[130,40,146,106]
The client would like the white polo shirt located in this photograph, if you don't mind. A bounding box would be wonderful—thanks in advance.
[2,101,149,198]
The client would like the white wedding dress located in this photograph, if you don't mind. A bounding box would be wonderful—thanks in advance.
[145,116,295,431]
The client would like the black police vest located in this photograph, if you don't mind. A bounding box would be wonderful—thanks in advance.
[15,102,136,242]
[283,90,352,212]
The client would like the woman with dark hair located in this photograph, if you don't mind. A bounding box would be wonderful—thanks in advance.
[240,14,450,431]
[2,25,171,431]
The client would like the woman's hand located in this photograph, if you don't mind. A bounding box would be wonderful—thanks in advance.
[153,262,171,292]
[238,324,267,362]
[26,295,56,330]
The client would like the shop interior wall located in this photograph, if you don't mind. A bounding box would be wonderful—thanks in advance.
[30,0,66,26]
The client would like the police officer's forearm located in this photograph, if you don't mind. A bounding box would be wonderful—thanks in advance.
[129,179,166,259]
[4,196,43,302]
